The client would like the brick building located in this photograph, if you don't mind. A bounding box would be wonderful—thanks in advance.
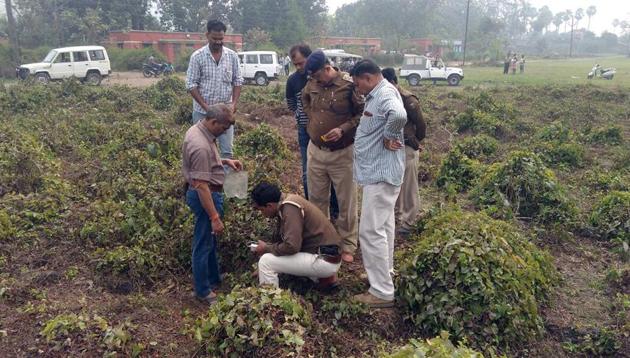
[107,30,243,62]
[408,38,463,57]
[310,36,382,55]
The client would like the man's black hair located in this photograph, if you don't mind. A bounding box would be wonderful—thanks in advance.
[251,182,281,206]
[207,20,227,33]
[289,43,312,59]
[350,59,381,77]
[381,67,398,84]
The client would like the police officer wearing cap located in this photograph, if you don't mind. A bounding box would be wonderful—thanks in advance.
[302,50,364,263]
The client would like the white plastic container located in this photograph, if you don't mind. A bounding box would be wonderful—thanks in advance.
[223,168,248,199]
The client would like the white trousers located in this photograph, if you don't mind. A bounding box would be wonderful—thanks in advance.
[359,182,401,301]
[258,252,341,287]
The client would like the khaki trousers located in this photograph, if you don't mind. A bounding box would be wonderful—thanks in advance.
[395,146,420,230]
[307,142,358,253]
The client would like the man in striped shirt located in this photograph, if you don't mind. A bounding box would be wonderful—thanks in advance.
[351,59,407,308]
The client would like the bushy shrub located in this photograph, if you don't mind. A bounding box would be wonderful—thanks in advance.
[398,209,557,351]
[536,141,585,168]
[93,245,164,282]
[436,149,482,192]
[234,123,291,187]
[384,331,484,358]
[193,286,312,356]
[588,126,623,146]
[142,77,187,111]
[472,151,576,223]
[455,134,498,159]
[537,121,572,143]
[583,171,628,192]
[453,109,504,137]
[589,191,630,259]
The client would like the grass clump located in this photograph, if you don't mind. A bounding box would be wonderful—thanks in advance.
[589,191,630,260]
[472,150,576,223]
[436,149,482,192]
[453,92,515,138]
[397,209,557,351]
[193,286,312,357]
[588,126,623,146]
[455,134,498,160]
[384,331,484,358]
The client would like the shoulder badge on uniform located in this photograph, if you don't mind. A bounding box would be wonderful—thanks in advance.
[342,72,354,83]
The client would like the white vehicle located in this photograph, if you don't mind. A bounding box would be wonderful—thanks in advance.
[322,49,362,72]
[237,51,282,86]
[16,45,111,85]
[399,54,464,86]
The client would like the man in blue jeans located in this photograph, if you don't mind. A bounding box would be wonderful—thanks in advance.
[182,104,243,304]
[285,43,338,219]
[186,19,243,160]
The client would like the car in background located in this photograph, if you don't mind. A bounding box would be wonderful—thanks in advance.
[322,49,362,72]
[16,45,111,85]
[237,51,282,86]
[399,54,464,86]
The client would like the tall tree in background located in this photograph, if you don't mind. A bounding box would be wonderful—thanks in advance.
[158,0,232,32]
[553,13,563,33]
[531,5,552,33]
[574,8,584,30]
[5,0,20,63]
[586,6,596,32]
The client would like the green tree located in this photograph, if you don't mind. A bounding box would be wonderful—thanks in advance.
[586,5,597,31]
[532,6,553,33]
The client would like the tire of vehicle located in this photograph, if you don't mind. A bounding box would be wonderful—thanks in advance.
[447,74,461,86]
[407,74,421,86]
[254,72,269,86]
[35,72,50,84]
[85,71,102,86]
[142,68,153,78]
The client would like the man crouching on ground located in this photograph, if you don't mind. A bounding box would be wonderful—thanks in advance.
[251,182,341,290]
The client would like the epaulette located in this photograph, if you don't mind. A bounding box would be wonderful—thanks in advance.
[341,72,354,83]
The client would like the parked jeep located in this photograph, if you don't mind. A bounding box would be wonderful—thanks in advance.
[237,51,282,86]
[16,46,111,85]
[399,54,464,86]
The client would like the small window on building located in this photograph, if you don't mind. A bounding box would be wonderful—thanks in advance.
[55,52,72,63]
[117,43,124,49]
[73,51,89,62]
[259,54,273,64]
[246,55,258,64]
[143,43,153,48]
[89,50,105,61]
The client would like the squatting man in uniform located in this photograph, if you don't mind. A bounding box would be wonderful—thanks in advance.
[182,104,243,304]
[351,60,407,308]
[250,182,342,290]
[302,50,364,264]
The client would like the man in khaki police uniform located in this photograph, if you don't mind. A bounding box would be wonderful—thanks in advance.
[381,68,426,235]
[302,50,364,263]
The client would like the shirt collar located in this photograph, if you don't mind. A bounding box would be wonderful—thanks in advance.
[366,78,388,101]
[196,121,217,143]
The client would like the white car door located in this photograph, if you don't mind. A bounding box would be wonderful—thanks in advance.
[88,49,108,74]
[258,53,274,77]
[428,60,447,80]
[49,52,74,79]
[72,51,90,78]
[245,54,259,79]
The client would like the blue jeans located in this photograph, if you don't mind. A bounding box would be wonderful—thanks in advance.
[186,189,224,298]
[192,110,234,159]
[297,126,339,219]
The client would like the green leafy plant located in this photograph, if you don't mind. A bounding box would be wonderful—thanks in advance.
[384,331,485,358]
[455,134,498,159]
[589,191,630,260]
[588,126,623,146]
[398,209,557,351]
[561,327,621,356]
[193,286,312,357]
[436,149,482,192]
[471,150,576,223]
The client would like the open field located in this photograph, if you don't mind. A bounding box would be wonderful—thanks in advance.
[1,76,629,357]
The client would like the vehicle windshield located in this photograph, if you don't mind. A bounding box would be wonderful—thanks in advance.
[42,50,57,63]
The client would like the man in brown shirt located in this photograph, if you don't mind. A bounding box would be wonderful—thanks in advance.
[382,68,426,235]
[251,182,342,290]
[302,50,364,263]
[182,104,243,304]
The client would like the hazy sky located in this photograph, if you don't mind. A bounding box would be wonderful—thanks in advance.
[326,0,630,36]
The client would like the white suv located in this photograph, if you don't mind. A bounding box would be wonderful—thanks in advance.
[399,54,464,86]
[16,46,111,85]
[237,51,282,86]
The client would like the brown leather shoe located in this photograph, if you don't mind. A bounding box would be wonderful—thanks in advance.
[317,274,339,292]
[341,252,354,263]
[353,292,394,308]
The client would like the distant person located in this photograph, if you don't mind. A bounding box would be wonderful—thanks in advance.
[148,55,159,71]
[251,182,341,290]
[284,54,291,75]
[182,104,243,304]
[381,68,426,236]
[503,55,510,75]
[510,55,517,75]
[186,19,243,159]
[350,59,407,308]
[520,55,525,74]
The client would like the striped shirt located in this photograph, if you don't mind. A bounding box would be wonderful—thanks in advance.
[354,79,407,186]
[186,45,244,114]
[285,71,309,127]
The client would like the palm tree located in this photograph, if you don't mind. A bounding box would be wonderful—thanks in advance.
[553,13,563,33]
[574,8,584,30]
[563,10,572,33]
[586,6,597,31]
